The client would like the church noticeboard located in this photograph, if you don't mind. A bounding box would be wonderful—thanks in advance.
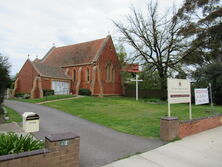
[194,88,209,105]
[167,78,191,104]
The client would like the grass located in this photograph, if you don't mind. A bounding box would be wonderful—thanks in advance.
[43,96,222,138]
[3,105,22,123]
[10,95,75,104]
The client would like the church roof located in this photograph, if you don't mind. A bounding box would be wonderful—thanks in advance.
[41,36,110,67]
[32,62,71,80]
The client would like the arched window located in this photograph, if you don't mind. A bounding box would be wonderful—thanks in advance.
[106,64,110,81]
[86,67,90,82]
[110,64,113,82]
[111,67,115,82]
[73,69,76,81]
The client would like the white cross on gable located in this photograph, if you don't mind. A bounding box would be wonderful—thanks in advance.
[130,74,143,101]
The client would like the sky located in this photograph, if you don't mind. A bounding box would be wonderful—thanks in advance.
[0,0,183,76]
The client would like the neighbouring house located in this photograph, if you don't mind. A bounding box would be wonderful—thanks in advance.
[122,64,140,74]
[12,35,124,98]
[121,63,141,81]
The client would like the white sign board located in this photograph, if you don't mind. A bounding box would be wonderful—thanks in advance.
[194,88,209,105]
[168,78,191,104]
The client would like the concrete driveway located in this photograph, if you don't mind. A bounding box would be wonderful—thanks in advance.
[4,100,165,167]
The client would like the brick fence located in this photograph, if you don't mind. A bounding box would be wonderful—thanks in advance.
[0,132,80,167]
[179,114,222,138]
[160,114,222,141]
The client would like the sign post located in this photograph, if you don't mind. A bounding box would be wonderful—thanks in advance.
[209,83,213,109]
[130,74,143,101]
[167,78,192,120]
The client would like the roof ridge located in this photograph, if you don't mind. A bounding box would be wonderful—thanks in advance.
[41,46,56,63]
[40,35,111,67]
[30,60,42,75]
[92,35,110,62]
[56,37,106,49]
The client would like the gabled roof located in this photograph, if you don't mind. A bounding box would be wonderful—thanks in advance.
[32,62,71,80]
[21,35,113,80]
[41,36,110,67]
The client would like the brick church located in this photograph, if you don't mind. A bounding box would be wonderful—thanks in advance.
[13,35,124,98]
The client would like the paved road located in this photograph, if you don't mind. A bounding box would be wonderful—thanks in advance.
[4,100,165,167]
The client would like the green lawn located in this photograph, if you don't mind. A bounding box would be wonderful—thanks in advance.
[43,96,222,138]
[10,95,75,104]
[3,106,22,123]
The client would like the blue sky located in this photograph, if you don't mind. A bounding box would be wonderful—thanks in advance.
[0,0,183,76]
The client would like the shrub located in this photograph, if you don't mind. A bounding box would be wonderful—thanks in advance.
[143,98,162,103]
[79,88,91,96]
[0,105,4,115]
[43,90,54,96]
[23,94,30,99]
[15,93,30,99]
[0,94,3,104]
[0,132,44,156]
[15,93,25,98]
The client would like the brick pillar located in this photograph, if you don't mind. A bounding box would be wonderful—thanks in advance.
[45,132,80,167]
[160,117,179,141]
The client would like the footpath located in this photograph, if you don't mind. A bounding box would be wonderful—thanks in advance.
[36,95,83,104]
[0,122,28,136]
[102,126,222,167]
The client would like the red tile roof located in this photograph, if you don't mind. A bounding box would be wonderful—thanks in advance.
[122,64,141,73]
[41,37,107,67]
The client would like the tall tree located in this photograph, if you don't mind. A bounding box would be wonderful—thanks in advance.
[115,43,132,82]
[0,54,11,104]
[114,1,189,91]
[176,0,222,65]
[192,62,222,105]
[115,43,128,67]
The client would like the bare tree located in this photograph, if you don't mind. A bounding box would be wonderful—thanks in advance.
[114,1,189,91]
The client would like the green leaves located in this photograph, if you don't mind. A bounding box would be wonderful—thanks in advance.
[0,132,44,156]
[0,54,11,104]
[192,62,222,105]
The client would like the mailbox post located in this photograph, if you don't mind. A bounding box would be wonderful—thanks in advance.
[23,112,39,133]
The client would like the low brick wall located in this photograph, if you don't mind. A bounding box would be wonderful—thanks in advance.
[0,132,80,167]
[179,114,222,138]
[160,114,222,141]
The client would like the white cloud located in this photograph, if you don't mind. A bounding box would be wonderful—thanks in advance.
[0,0,183,75]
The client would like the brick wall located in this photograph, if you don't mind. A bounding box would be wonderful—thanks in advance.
[0,132,80,167]
[64,38,124,96]
[41,77,52,90]
[97,37,123,95]
[17,60,38,94]
[64,65,93,95]
[179,114,222,138]
[160,114,222,141]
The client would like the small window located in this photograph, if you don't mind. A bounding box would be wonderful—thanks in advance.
[73,69,76,81]
[86,68,90,82]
